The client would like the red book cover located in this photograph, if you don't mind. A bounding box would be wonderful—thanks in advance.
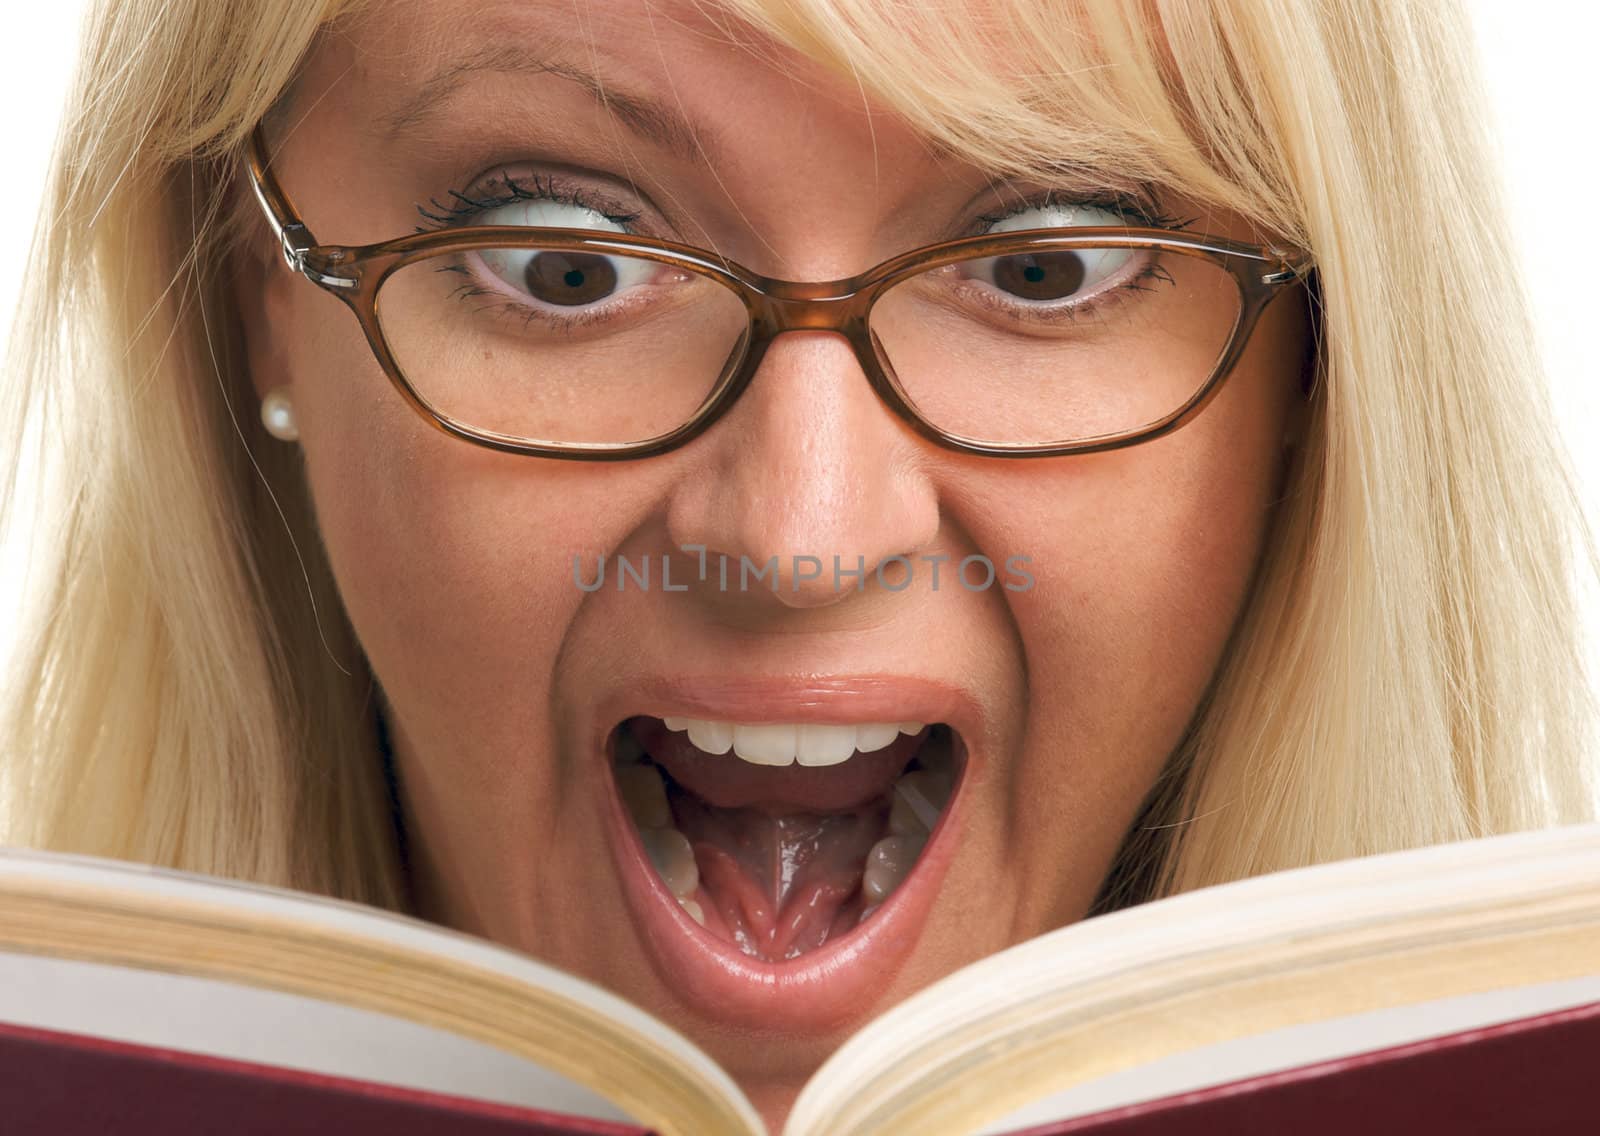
[0,1019,655,1136]
[1011,997,1600,1136]
[5,998,1597,1135]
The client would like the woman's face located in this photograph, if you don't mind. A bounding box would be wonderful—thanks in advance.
[239,0,1308,1122]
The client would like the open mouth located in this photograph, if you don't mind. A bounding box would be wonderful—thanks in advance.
[608,716,963,963]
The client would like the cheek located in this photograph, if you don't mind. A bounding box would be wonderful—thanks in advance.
[286,306,593,783]
[1062,304,1301,723]
[972,335,1293,913]
[1011,440,1274,769]
[1090,449,1269,715]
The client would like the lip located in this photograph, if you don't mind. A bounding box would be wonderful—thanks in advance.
[591,674,984,1032]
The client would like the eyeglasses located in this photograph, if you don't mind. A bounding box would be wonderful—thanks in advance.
[245,125,1314,461]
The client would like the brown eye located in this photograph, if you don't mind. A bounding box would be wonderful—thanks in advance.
[990,251,1088,301]
[525,251,619,306]
[467,196,657,309]
[478,245,658,309]
[966,246,1135,305]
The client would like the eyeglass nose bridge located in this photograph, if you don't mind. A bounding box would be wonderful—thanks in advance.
[737,280,888,387]
[721,280,936,447]
[747,277,872,332]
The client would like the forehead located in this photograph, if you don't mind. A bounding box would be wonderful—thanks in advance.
[285,0,988,257]
[274,0,1266,262]
[308,0,903,144]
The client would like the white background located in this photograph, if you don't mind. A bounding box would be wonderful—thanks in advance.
[1,4,1598,796]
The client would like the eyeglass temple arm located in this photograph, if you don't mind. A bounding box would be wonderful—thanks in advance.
[1261,246,1316,285]
[244,125,357,290]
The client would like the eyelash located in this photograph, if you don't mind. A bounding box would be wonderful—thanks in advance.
[974,189,1192,235]
[414,174,1193,238]
[415,175,1186,334]
[414,174,641,233]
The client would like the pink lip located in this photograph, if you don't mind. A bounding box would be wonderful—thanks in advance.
[591,675,983,1032]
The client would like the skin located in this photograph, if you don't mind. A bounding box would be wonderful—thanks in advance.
[233,0,1311,1127]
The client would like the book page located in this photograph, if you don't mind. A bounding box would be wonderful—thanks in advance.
[974,974,1600,1133]
[0,950,634,1122]
[788,821,1600,1136]
[0,848,762,1136]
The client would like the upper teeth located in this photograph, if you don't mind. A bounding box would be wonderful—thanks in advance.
[660,717,925,767]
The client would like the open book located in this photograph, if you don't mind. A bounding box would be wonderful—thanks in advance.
[2,823,1598,1136]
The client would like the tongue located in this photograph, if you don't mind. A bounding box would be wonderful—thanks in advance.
[670,789,888,960]
[626,718,928,960]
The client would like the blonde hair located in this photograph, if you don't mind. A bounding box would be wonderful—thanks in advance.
[2,0,1594,915]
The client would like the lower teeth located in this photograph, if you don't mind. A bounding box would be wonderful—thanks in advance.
[862,833,927,902]
[639,826,699,897]
[614,724,957,954]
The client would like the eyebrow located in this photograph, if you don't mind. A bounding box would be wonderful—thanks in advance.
[378,42,717,166]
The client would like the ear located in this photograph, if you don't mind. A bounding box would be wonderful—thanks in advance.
[226,178,298,405]
[1281,279,1323,453]
[1282,363,1317,452]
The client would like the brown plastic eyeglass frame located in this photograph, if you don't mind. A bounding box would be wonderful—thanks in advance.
[245,124,1315,461]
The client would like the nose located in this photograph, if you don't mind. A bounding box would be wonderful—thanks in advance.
[664,330,940,609]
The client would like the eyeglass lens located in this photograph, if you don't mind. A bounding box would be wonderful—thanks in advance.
[373,242,1243,448]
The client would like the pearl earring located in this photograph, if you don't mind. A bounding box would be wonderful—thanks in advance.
[260,387,299,442]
